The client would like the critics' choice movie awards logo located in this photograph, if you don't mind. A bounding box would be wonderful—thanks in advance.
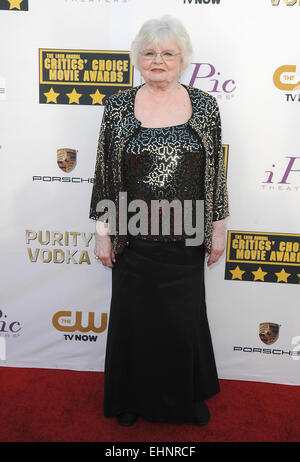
[26,229,95,265]
[0,0,28,10]
[52,311,107,343]
[225,231,300,285]
[273,65,300,102]
[234,323,300,359]
[39,49,133,106]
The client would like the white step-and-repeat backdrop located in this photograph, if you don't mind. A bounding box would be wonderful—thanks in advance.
[0,0,299,385]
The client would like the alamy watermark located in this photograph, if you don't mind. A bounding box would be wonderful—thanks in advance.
[96,192,204,246]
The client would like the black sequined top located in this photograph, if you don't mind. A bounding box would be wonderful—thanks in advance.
[123,122,205,242]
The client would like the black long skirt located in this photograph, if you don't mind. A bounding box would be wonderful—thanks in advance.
[103,237,220,424]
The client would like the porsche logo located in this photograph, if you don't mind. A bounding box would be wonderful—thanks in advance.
[259,323,280,345]
[57,148,77,173]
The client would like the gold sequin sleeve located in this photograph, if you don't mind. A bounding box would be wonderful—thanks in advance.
[89,100,111,222]
[211,98,229,222]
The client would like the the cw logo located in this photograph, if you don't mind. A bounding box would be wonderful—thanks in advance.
[52,311,107,333]
[273,65,300,91]
[271,0,300,5]
[271,0,300,6]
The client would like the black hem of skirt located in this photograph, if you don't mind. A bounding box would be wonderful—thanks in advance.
[103,238,220,423]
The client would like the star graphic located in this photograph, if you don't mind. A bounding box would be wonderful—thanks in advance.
[252,267,268,282]
[8,0,23,9]
[66,88,82,104]
[90,90,105,105]
[275,268,291,283]
[44,88,60,104]
[229,265,245,280]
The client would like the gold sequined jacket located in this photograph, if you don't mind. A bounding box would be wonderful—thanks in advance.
[89,84,229,255]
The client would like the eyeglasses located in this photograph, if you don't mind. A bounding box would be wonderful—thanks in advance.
[139,50,181,62]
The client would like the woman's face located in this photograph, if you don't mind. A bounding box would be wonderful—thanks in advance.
[138,37,183,86]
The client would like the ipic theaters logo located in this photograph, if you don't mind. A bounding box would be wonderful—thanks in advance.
[0,0,28,10]
[273,65,300,102]
[271,0,300,5]
[261,156,300,192]
[225,231,300,285]
[52,310,107,343]
[39,49,133,106]
[234,323,300,359]
[26,230,94,265]
[188,63,236,100]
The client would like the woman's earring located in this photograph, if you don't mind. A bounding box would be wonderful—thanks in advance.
[140,73,144,85]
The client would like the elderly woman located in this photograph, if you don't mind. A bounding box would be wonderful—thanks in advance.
[89,15,229,427]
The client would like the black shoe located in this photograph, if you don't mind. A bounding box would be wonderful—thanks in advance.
[193,401,210,426]
[116,412,138,426]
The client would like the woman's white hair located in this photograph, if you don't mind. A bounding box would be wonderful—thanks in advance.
[130,15,193,71]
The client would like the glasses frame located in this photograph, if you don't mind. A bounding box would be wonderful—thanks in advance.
[139,50,182,62]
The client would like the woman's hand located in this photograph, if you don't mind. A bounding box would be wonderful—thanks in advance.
[206,219,226,267]
[94,221,116,268]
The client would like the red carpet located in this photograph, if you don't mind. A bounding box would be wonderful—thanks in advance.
[0,367,299,443]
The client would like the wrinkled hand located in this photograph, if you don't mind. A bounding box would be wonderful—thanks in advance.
[94,221,116,268]
[205,219,226,267]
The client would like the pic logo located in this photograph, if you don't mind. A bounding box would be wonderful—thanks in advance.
[189,63,236,98]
